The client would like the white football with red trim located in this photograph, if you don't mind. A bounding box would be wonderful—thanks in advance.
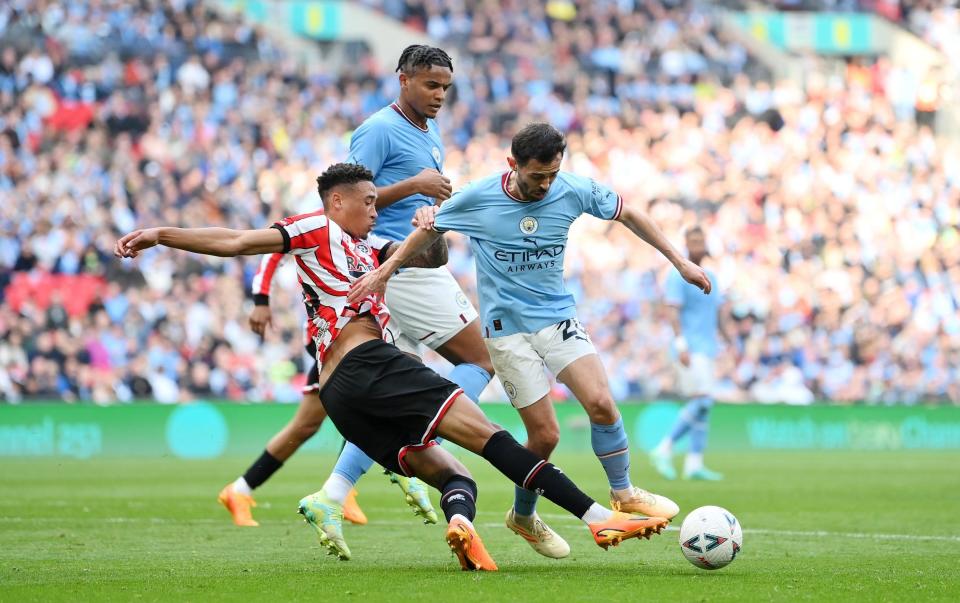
[679,505,743,570]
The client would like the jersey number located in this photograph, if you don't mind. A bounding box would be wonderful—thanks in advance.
[558,319,587,342]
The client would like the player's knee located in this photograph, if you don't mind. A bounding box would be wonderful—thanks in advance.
[527,425,560,458]
[583,393,618,424]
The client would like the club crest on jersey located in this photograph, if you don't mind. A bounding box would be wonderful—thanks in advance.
[503,380,518,400]
[455,291,470,309]
[432,146,441,165]
[312,316,330,338]
[519,216,538,234]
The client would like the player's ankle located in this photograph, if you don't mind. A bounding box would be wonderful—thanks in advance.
[611,485,635,501]
[580,503,613,524]
[232,476,253,496]
[322,473,354,505]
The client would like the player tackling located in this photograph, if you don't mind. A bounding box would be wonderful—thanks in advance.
[115,163,669,571]
[349,123,712,559]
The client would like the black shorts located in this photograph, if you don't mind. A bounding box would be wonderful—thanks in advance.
[303,340,319,393]
[319,339,463,476]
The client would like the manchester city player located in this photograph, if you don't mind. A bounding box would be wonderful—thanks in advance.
[349,123,712,559]
[309,46,497,538]
[650,226,725,481]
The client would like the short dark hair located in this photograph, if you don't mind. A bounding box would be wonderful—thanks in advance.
[511,123,567,167]
[316,163,374,203]
[685,225,705,238]
[396,45,453,75]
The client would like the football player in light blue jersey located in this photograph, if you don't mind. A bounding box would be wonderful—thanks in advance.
[650,226,726,481]
[349,123,713,560]
[315,46,497,538]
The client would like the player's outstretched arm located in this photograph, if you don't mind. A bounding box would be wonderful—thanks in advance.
[115,227,285,259]
[617,205,712,294]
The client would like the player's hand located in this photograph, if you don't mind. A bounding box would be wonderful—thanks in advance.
[348,267,390,305]
[678,259,712,294]
[412,168,452,202]
[411,205,439,231]
[679,351,691,367]
[114,228,160,258]
[248,305,273,337]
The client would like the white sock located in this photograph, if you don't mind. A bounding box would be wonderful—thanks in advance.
[684,453,704,475]
[611,485,635,502]
[322,473,353,505]
[450,513,474,528]
[655,439,673,455]
[580,503,614,524]
[232,476,252,496]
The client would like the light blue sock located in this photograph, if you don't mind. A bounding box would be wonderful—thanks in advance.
[448,362,492,402]
[688,397,714,454]
[332,441,376,485]
[513,486,539,516]
[590,416,631,490]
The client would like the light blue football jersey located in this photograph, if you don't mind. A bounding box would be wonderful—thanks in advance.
[665,267,723,358]
[347,103,445,240]
[434,171,623,337]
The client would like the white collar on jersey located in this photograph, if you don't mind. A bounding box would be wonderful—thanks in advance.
[390,102,430,133]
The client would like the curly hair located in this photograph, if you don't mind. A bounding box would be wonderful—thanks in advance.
[315,163,374,203]
[395,44,453,74]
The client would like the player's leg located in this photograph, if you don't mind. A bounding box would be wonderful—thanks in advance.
[650,354,697,480]
[433,393,668,550]
[219,380,327,527]
[435,320,496,401]
[549,322,679,520]
[400,445,496,571]
[682,355,722,480]
[317,327,437,524]
[388,267,494,403]
[482,332,569,558]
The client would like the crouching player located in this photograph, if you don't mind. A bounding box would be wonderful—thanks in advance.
[115,163,668,570]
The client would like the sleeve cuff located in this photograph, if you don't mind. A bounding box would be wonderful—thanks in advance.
[377,241,394,265]
[271,223,290,253]
[612,194,624,220]
[253,294,270,306]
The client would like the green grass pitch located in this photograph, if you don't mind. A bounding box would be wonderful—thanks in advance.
[2,449,959,601]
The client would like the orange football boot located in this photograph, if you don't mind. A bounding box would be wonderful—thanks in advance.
[342,488,368,525]
[589,512,668,549]
[445,517,498,571]
[218,483,259,527]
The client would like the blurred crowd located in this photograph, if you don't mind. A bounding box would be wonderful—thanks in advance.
[1,0,958,405]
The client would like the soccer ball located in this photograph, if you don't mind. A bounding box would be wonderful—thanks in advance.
[679,505,743,570]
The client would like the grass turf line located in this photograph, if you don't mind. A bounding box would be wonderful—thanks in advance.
[2,451,958,602]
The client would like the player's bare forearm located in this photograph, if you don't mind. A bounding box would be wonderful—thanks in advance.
[116,226,284,259]
[375,181,416,209]
[381,228,444,271]
[617,206,684,267]
[402,234,448,268]
[158,227,283,256]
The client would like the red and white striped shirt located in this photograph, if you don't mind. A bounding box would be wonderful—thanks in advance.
[271,211,392,362]
[251,252,285,303]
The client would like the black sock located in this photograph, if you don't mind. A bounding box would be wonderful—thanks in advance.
[439,475,478,522]
[242,450,283,489]
[481,430,594,518]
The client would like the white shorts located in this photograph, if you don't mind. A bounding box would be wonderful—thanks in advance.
[485,318,597,409]
[384,266,479,355]
[675,353,716,397]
